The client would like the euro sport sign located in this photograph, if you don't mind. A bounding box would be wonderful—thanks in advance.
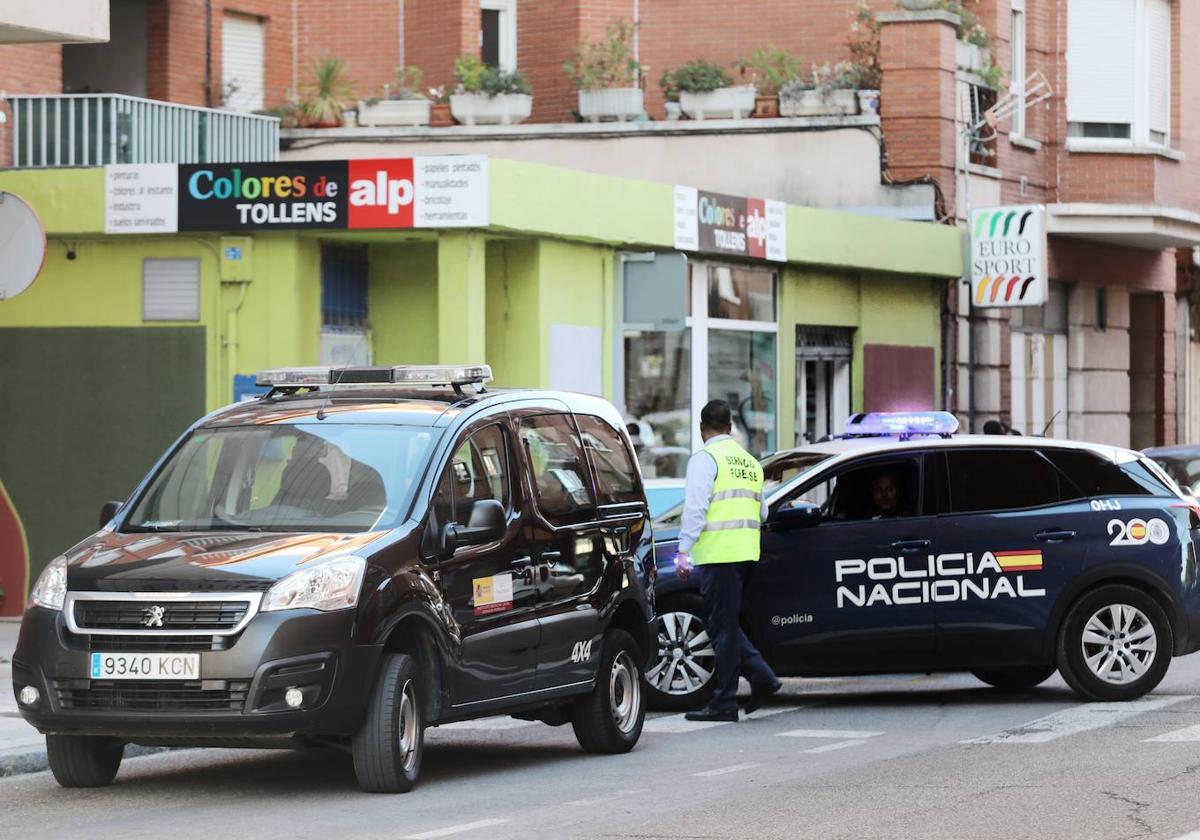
[673,185,786,262]
[103,157,489,234]
[969,204,1047,308]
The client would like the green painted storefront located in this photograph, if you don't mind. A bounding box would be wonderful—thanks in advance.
[0,159,962,611]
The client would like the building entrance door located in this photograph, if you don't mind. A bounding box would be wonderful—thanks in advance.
[796,326,852,445]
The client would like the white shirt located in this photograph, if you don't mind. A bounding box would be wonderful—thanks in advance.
[677,435,769,554]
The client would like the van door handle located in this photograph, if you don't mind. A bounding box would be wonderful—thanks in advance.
[1036,529,1076,543]
[511,556,534,570]
[891,539,931,554]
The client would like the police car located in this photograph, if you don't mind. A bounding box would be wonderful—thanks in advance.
[646,412,1200,710]
[13,365,654,792]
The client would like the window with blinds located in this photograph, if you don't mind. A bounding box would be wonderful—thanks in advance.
[143,259,200,321]
[1067,0,1171,146]
[222,13,266,112]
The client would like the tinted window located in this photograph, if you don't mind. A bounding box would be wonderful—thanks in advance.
[945,449,1067,513]
[1043,449,1164,497]
[521,414,597,525]
[576,414,642,506]
[782,457,921,522]
[761,452,833,494]
[432,424,510,529]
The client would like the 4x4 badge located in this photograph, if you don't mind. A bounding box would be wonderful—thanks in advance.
[142,605,166,628]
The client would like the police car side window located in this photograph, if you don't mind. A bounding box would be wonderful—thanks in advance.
[520,414,598,525]
[944,449,1065,513]
[576,414,641,506]
[1041,449,1164,497]
[783,458,921,522]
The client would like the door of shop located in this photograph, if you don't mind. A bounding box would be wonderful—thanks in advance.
[796,326,852,446]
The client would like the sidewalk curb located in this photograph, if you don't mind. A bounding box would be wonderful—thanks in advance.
[1,744,171,778]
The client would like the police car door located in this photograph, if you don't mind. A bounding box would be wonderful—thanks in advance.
[932,447,1090,668]
[746,453,937,674]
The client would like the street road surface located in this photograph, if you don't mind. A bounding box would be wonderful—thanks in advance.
[7,662,1200,840]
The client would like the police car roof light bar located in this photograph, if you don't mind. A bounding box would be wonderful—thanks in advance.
[843,411,960,440]
[255,364,494,390]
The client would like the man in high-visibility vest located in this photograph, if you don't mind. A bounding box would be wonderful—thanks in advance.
[676,400,782,722]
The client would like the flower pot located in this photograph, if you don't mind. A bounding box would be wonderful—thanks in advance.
[956,41,989,73]
[664,101,683,121]
[449,92,532,126]
[357,98,431,127]
[678,85,756,120]
[856,89,880,115]
[342,108,358,127]
[752,95,780,119]
[778,88,859,117]
[429,102,454,127]
[578,87,644,122]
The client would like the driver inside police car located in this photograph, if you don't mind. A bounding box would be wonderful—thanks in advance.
[868,471,901,519]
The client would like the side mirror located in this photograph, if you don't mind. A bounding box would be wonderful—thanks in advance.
[442,499,506,554]
[99,500,122,529]
[770,501,822,531]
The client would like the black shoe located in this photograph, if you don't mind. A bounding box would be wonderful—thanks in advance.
[685,706,739,723]
[741,680,783,714]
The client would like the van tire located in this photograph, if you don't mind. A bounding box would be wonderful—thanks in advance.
[46,734,124,788]
[572,629,645,754]
[1056,584,1173,702]
[352,653,425,793]
[972,666,1056,691]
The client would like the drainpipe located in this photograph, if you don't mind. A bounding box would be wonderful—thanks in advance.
[205,0,213,108]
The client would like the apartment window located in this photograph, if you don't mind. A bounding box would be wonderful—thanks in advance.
[481,0,516,71]
[1010,0,1027,137]
[222,12,266,111]
[1067,0,1171,147]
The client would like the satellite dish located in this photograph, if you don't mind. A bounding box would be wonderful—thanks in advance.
[0,192,47,301]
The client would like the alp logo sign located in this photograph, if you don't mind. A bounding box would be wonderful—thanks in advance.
[348,159,415,229]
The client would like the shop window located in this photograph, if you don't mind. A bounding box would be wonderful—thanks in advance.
[143,258,200,321]
[710,329,777,458]
[623,330,691,479]
[708,265,776,322]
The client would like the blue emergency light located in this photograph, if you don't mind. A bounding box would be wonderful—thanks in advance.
[843,411,960,439]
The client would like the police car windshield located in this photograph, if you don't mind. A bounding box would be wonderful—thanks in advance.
[125,424,435,533]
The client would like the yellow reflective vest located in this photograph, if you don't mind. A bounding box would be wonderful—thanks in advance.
[691,437,764,566]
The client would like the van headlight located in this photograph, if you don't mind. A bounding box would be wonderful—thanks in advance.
[261,556,366,612]
[30,556,68,611]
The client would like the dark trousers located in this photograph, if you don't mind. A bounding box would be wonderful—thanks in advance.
[698,562,779,712]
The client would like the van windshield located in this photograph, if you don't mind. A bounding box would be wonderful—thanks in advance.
[125,424,436,533]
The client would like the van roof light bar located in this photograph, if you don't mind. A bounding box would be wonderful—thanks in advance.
[255,364,494,390]
[842,411,959,441]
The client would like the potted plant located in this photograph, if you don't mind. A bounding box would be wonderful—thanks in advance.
[659,69,683,120]
[734,46,803,119]
[449,55,533,126]
[848,1,882,115]
[662,59,755,120]
[779,62,860,117]
[358,66,432,127]
[564,19,645,122]
[300,57,354,128]
[428,85,453,126]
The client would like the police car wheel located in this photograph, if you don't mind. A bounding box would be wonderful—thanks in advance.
[645,594,717,712]
[45,734,124,788]
[1057,585,1173,702]
[971,666,1056,691]
[352,653,425,793]
[572,629,646,754]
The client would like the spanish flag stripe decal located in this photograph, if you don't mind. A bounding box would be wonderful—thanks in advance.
[994,550,1043,572]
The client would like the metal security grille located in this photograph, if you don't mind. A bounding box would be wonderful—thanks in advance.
[74,600,249,632]
[321,245,369,329]
[143,258,200,321]
[54,680,250,713]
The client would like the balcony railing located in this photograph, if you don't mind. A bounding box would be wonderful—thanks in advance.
[8,94,280,168]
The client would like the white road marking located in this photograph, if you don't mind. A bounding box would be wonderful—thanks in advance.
[962,696,1192,744]
[1145,724,1200,743]
[744,705,805,719]
[402,818,511,839]
[1168,832,1200,840]
[802,739,872,754]
[642,714,733,733]
[776,728,885,740]
[434,716,535,731]
[693,762,762,777]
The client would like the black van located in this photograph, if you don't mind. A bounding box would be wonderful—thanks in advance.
[13,365,655,793]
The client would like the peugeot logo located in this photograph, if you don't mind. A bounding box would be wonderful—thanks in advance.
[143,605,166,628]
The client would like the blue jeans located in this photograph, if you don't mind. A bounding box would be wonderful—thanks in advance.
[698,562,779,712]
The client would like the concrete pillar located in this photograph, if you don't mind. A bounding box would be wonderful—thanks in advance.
[437,230,487,364]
